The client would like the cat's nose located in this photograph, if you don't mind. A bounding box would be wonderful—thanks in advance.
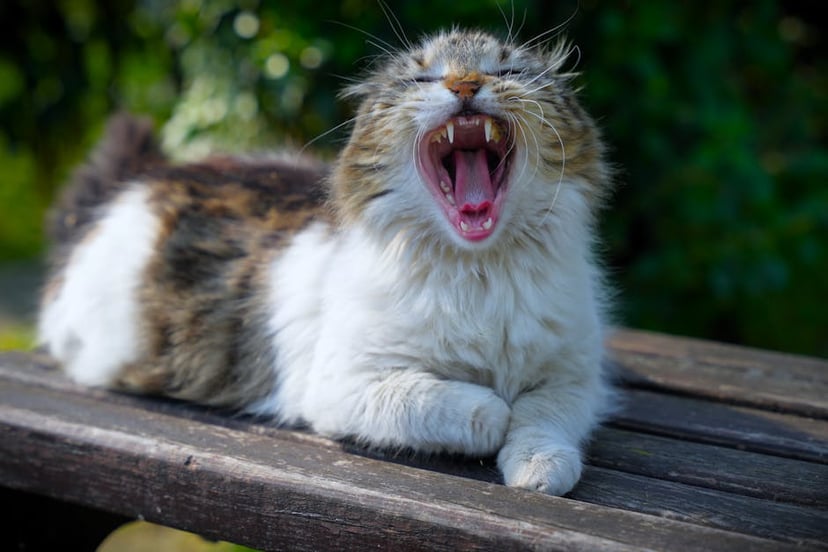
[446,78,481,100]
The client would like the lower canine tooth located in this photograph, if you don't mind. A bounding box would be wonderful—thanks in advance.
[459,221,470,232]
[482,217,493,230]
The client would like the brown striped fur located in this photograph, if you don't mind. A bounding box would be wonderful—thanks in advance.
[45,115,330,407]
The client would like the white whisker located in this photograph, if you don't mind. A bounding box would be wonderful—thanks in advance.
[330,21,397,57]
[496,1,513,43]
[507,94,568,226]
[519,64,561,91]
[519,5,579,51]
[378,0,413,50]
[299,115,362,157]
[412,127,425,177]
[511,112,541,188]
[519,78,561,98]
[517,106,567,225]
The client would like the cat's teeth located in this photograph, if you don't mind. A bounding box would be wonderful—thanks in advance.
[459,221,470,232]
[446,121,454,144]
[441,180,455,205]
[485,118,502,142]
[482,217,493,230]
[431,128,446,143]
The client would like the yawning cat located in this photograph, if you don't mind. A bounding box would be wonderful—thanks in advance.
[39,29,613,495]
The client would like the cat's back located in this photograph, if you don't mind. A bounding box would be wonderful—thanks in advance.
[50,114,329,251]
[142,153,328,234]
[39,114,330,405]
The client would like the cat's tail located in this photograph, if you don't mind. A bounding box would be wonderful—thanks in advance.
[47,113,164,246]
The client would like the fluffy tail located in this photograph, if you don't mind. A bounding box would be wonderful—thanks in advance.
[47,113,164,245]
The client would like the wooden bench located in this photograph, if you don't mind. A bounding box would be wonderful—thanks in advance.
[1,329,826,551]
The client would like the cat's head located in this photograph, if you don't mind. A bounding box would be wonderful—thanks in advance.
[332,29,609,251]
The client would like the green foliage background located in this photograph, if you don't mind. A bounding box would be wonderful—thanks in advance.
[1,0,825,357]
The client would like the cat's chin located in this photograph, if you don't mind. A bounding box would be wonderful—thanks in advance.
[417,113,512,243]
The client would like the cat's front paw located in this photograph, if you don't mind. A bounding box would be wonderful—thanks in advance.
[435,384,511,456]
[497,441,582,496]
[465,391,512,456]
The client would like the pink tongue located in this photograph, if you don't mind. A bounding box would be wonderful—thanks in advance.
[453,149,494,214]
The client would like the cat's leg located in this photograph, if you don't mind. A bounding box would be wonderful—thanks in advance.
[302,369,511,456]
[497,373,609,495]
[38,186,158,387]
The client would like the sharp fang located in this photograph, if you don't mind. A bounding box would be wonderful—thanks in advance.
[445,192,455,206]
[459,221,470,232]
[484,118,492,142]
[446,121,454,144]
[482,217,493,230]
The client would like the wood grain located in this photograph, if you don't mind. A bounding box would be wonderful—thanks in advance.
[572,467,828,545]
[588,428,828,507]
[609,328,828,418]
[3,336,828,551]
[0,369,795,552]
[616,389,828,463]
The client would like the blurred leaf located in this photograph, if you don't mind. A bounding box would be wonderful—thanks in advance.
[97,521,260,552]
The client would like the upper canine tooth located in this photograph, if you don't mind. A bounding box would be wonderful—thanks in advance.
[484,118,493,142]
[446,121,454,144]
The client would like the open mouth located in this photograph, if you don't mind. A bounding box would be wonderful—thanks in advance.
[417,114,512,242]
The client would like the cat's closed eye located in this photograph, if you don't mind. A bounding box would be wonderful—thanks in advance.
[413,74,441,83]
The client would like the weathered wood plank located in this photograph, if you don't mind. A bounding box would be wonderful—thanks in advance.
[3,348,828,548]
[587,428,828,507]
[7,352,827,505]
[0,376,795,552]
[609,329,828,418]
[616,389,828,463]
[571,467,828,547]
[6,351,828,466]
[356,426,828,510]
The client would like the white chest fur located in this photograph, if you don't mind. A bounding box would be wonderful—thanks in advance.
[261,200,604,426]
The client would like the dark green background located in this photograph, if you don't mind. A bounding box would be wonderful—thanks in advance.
[1,0,825,357]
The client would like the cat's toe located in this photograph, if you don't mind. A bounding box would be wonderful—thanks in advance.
[497,442,582,496]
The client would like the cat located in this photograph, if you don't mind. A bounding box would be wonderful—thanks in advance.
[38,29,614,496]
